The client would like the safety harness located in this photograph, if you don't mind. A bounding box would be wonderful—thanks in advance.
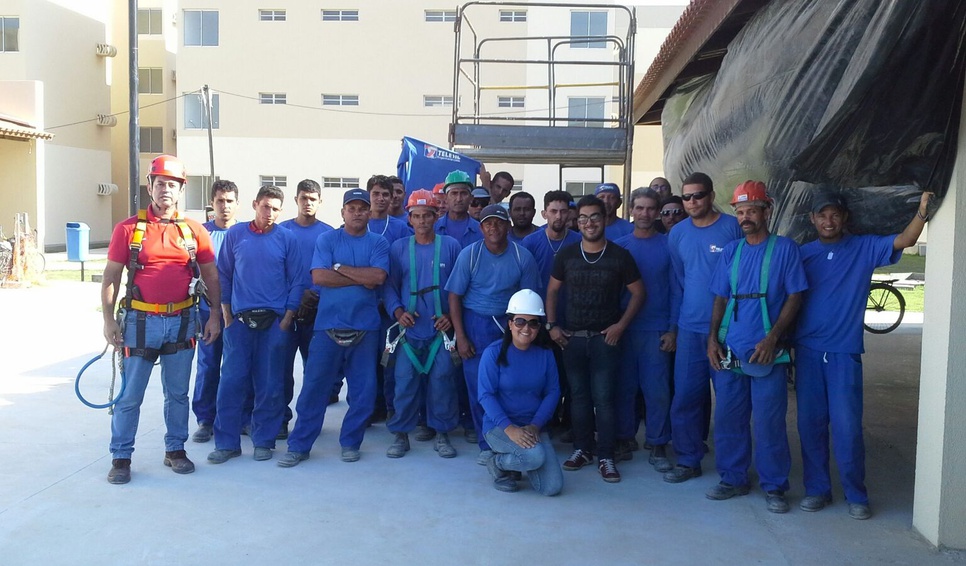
[383,236,459,373]
[717,234,790,374]
[120,209,204,362]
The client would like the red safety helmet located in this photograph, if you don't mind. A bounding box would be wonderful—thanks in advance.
[147,154,187,184]
[730,180,771,207]
[406,189,438,211]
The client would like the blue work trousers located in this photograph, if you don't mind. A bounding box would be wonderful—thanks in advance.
[795,346,868,504]
[461,310,507,451]
[192,307,221,426]
[485,428,563,496]
[564,333,620,460]
[110,310,197,459]
[388,336,459,434]
[617,329,672,446]
[287,330,379,452]
[670,330,714,468]
[712,366,791,492]
[282,318,315,424]
[214,320,287,450]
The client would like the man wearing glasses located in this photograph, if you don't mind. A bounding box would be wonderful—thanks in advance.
[664,172,742,484]
[660,196,688,232]
[468,188,490,221]
[546,195,645,483]
[649,177,673,202]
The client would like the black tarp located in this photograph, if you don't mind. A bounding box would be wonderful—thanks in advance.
[661,0,966,242]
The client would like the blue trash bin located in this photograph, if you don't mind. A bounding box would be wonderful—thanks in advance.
[65,222,90,262]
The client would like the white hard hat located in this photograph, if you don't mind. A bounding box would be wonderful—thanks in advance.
[505,289,545,317]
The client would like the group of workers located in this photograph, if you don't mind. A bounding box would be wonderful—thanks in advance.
[100,154,931,518]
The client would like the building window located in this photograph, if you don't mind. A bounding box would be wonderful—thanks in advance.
[0,16,19,52]
[425,10,456,23]
[185,175,218,210]
[498,96,525,108]
[184,92,220,129]
[570,11,607,48]
[137,68,163,94]
[260,175,287,187]
[322,177,360,189]
[423,95,453,108]
[322,10,359,22]
[184,10,219,46]
[512,179,524,192]
[138,9,162,35]
[499,10,526,23]
[259,9,286,22]
[139,127,164,154]
[568,97,605,127]
[259,93,286,105]
[322,94,359,106]
[565,181,597,197]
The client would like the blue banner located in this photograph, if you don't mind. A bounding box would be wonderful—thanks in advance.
[396,136,480,198]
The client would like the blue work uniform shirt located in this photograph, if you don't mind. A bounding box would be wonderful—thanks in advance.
[445,240,541,317]
[616,231,676,332]
[312,228,390,332]
[383,235,462,341]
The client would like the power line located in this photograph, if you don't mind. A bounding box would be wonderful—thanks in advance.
[45,91,201,130]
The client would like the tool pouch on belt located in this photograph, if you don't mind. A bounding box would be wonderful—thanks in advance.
[236,309,279,330]
[326,329,366,347]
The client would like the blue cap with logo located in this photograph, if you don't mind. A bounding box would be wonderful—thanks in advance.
[594,183,621,197]
[480,204,510,223]
[343,188,370,206]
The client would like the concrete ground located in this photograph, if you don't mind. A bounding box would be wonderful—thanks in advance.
[1,276,963,565]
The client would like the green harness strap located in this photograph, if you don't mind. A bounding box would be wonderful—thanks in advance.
[718,234,777,345]
[400,236,445,375]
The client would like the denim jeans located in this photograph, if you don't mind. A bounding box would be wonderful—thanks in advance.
[617,329,672,446]
[110,310,197,459]
[192,307,222,426]
[796,346,868,504]
[388,336,458,434]
[461,310,507,450]
[288,330,379,452]
[712,365,791,492]
[670,329,715,468]
[563,333,620,459]
[214,320,288,451]
[485,428,563,496]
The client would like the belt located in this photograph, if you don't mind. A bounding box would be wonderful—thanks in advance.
[128,297,195,315]
[568,330,602,338]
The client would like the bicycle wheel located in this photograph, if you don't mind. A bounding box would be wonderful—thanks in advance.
[864,283,906,334]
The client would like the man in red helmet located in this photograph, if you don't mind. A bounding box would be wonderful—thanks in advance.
[705,180,807,514]
[101,154,221,484]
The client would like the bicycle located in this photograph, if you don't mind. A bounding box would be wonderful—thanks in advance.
[864,278,905,334]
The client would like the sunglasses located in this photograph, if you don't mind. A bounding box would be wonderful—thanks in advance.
[511,317,541,329]
[681,191,710,202]
[650,184,671,191]
[576,212,603,225]
[470,199,489,207]
[661,208,685,217]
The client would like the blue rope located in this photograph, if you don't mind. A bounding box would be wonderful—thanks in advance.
[75,345,126,409]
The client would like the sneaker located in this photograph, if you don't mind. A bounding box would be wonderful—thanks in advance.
[207,449,241,464]
[563,449,594,471]
[598,458,621,483]
[414,425,436,442]
[848,503,872,520]
[616,440,633,462]
[276,422,289,440]
[163,450,195,474]
[648,445,673,473]
[663,465,702,483]
[387,433,410,458]
[465,427,479,445]
[341,447,361,463]
[253,447,273,461]
[766,490,790,514]
[107,458,131,484]
[706,482,750,500]
[277,451,310,468]
[191,424,213,443]
[476,449,495,466]
[493,476,519,492]
[434,433,457,458]
[800,494,832,512]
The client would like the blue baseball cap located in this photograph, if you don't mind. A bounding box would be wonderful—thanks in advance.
[480,204,510,223]
[595,183,621,197]
[343,188,370,206]
[811,193,848,214]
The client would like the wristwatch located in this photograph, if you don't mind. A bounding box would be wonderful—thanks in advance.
[333,263,342,272]
[546,322,557,331]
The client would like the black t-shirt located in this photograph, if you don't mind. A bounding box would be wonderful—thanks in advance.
[551,240,641,331]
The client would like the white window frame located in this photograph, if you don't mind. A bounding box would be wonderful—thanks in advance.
[185,175,219,210]
[498,96,525,108]
[139,127,164,154]
[565,181,597,197]
[568,96,605,127]
[499,10,526,23]
[259,92,287,105]
[322,94,359,106]
[423,95,453,108]
[425,10,456,23]
[259,175,287,188]
[184,92,220,129]
[137,9,163,35]
[184,10,219,46]
[322,10,359,22]
[1,16,20,52]
[259,9,286,22]
[137,68,163,95]
[322,177,360,189]
[570,10,607,49]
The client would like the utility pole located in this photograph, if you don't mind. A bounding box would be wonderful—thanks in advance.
[203,84,215,181]
[128,0,140,215]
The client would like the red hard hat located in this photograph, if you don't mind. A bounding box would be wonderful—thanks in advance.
[432,182,446,195]
[730,180,771,206]
[406,189,438,211]
[147,154,187,183]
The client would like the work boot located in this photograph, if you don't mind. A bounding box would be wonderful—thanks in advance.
[648,445,673,473]
[434,432,457,458]
[414,425,436,442]
[706,482,750,500]
[163,450,195,474]
[464,427,478,445]
[387,433,410,458]
[277,451,310,468]
[800,494,832,512]
[207,449,241,464]
[766,491,790,514]
[663,465,702,483]
[476,449,494,466]
[191,424,213,443]
[107,458,131,484]
[849,503,872,520]
[253,447,273,461]
[341,447,361,462]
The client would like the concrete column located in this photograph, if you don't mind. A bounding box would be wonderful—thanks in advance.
[912,91,966,549]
